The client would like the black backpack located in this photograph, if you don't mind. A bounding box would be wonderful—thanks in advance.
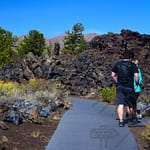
[117,61,133,84]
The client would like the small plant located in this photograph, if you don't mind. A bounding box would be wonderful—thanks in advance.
[138,93,150,103]
[55,81,62,89]
[141,121,150,142]
[0,80,14,96]
[101,86,116,103]
[28,78,38,91]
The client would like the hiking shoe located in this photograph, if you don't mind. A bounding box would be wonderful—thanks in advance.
[128,117,141,125]
[116,117,119,120]
[123,118,128,124]
[119,121,124,127]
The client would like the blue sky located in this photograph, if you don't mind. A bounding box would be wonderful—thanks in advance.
[0,0,150,38]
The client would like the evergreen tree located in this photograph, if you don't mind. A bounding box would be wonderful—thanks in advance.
[17,30,46,56]
[62,23,86,55]
[0,27,17,67]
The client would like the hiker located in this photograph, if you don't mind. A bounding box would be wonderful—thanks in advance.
[133,59,143,118]
[133,59,143,100]
[111,50,139,127]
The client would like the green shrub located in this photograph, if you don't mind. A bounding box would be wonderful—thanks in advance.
[101,86,116,103]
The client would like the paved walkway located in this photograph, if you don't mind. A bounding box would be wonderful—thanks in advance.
[45,97,143,150]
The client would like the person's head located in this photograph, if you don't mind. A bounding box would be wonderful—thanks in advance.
[121,49,134,59]
[133,59,139,66]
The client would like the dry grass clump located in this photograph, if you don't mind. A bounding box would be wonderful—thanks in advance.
[0,79,69,105]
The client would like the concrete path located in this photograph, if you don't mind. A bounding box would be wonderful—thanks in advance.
[45,97,140,150]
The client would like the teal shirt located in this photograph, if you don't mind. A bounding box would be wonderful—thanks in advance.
[134,68,143,92]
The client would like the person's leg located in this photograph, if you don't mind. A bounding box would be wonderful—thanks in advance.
[117,104,124,121]
[126,106,135,119]
[116,86,125,127]
[126,89,137,122]
[135,92,142,119]
[135,92,140,100]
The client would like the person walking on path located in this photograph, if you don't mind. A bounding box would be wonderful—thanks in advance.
[133,59,143,100]
[111,50,139,127]
[133,59,143,119]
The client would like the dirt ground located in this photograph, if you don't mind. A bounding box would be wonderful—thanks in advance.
[0,103,150,150]
[130,126,150,150]
[0,115,61,150]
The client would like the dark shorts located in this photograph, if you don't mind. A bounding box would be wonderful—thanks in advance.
[116,85,136,107]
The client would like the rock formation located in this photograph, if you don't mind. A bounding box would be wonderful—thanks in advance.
[0,29,149,97]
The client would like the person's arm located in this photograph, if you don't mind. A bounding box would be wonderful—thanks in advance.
[111,72,118,83]
[134,72,139,88]
[138,69,143,84]
[132,62,139,89]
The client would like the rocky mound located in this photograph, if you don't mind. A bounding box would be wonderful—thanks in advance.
[0,29,149,97]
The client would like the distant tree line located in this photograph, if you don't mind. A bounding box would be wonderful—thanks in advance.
[0,23,86,67]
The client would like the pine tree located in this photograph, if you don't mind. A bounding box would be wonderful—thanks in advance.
[17,30,46,56]
[62,23,86,55]
[0,27,17,67]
